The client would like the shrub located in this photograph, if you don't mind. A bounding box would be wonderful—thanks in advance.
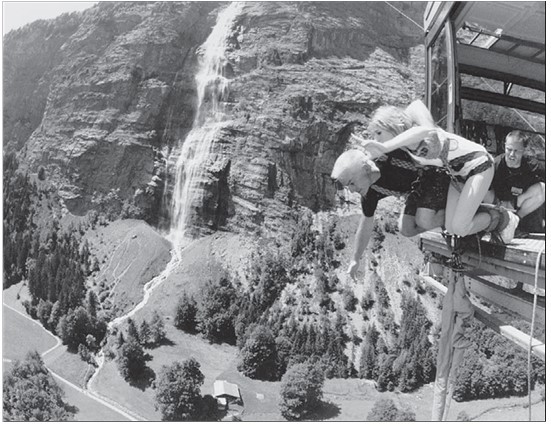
[366,398,415,421]
[341,286,358,312]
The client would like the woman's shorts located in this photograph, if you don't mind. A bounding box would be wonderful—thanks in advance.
[404,168,450,215]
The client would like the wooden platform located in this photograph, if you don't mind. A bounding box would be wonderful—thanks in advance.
[420,231,545,288]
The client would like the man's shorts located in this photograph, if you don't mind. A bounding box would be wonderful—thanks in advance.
[404,167,450,216]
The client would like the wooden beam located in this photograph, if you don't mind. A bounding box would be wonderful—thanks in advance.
[422,275,545,361]
[421,239,545,287]
[461,87,546,115]
[462,273,545,326]
[457,44,545,89]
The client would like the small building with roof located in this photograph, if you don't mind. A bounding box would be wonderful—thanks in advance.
[213,380,242,409]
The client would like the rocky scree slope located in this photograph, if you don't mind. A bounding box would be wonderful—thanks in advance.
[4,1,425,235]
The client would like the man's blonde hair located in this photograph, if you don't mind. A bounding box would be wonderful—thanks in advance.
[368,106,413,137]
[331,149,380,185]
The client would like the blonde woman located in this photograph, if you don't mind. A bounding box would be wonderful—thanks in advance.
[354,100,518,243]
[352,101,449,237]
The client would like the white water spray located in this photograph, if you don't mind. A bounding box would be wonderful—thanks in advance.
[169,2,242,245]
[87,6,243,407]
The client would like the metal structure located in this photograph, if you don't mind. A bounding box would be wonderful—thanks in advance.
[421,1,545,359]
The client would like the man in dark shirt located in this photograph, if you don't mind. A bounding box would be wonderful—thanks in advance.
[331,148,447,279]
[489,131,545,232]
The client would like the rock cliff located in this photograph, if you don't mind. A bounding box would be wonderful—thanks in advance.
[4,1,425,233]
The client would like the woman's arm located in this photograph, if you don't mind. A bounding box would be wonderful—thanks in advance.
[364,126,435,158]
[405,100,435,127]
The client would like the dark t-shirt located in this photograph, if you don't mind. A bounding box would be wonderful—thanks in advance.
[361,149,418,217]
[491,154,545,202]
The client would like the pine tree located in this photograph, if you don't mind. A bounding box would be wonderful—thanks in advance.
[85,290,98,319]
[359,340,378,380]
[126,318,140,343]
[37,299,53,328]
[48,301,62,331]
[150,311,166,346]
[139,320,151,346]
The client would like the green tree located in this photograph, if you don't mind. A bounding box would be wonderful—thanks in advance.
[174,293,197,333]
[239,325,278,381]
[376,354,396,392]
[85,290,99,319]
[139,319,151,346]
[56,306,93,351]
[3,351,75,421]
[279,361,324,420]
[359,340,378,380]
[196,277,238,344]
[154,358,213,421]
[37,299,53,328]
[275,335,293,378]
[116,339,147,381]
[366,398,415,421]
[48,301,62,330]
[126,318,140,342]
[149,311,166,345]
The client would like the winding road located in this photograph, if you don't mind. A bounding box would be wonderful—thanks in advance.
[3,302,141,421]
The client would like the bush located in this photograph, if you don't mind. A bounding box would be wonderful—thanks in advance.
[341,286,358,312]
[366,398,415,421]
[457,410,471,421]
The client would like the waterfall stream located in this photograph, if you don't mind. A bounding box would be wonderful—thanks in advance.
[169,1,242,246]
[86,5,242,414]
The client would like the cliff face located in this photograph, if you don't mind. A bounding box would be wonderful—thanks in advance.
[4,1,425,232]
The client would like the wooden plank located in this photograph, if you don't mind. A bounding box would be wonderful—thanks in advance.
[422,239,545,281]
[421,231,545,269]
[462,273,545,326]
[422,239,546,287]
[420,231,545,286]
[422,275,545,361]
[456,43,545,88]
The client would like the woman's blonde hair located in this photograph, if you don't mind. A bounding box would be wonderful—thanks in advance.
[368,106,413,137]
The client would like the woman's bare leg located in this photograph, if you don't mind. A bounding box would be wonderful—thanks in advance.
[448,166,494,236]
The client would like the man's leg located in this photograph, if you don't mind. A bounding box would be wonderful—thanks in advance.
[516,182,545,218]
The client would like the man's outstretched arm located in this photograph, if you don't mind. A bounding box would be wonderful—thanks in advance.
[348,215,374,280]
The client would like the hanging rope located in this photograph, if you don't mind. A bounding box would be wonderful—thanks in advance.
[383,2,423,31]
[527,247,544,421]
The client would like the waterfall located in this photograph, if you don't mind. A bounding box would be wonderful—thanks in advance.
[169,2,242,245]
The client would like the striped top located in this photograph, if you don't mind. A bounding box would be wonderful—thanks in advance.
[407,129,492,178]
